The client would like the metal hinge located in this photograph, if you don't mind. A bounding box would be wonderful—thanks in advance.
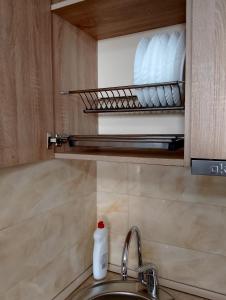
[47,133,69,149]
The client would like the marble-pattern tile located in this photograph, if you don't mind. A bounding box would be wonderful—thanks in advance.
[142,240,226,296]
[127,164,226,206]
[97,162,102,192]
[97,192,129,235]
[0,199,84,293]
[127,164,185,200]
[1,243,85,300]
[0,159,97,299]
[108,234,226,295]
[165,288,206,300]
[129,195,226,256]
[0,159,96,230]
[83,192,97,268]
[108,231,125,267]
[97,161,127,194]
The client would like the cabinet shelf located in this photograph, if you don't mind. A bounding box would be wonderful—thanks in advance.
[55,134,184,166]
[55,149,184,166]
[51,0,186,40]
[61,81,185,113]
[54,134,184,166]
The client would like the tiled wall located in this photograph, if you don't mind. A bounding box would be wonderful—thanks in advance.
[97,161,226,297]
[2,158,226,298]
[0,159,96,300]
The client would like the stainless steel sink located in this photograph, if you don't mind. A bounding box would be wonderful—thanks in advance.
[91,293,150,299]
[70,280,174,300]
[91,294,149,299]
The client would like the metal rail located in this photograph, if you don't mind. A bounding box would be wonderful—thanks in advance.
[60,81,185,113]
[68,134,184,151]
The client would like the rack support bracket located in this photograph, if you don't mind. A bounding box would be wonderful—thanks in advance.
[47,133,69,149]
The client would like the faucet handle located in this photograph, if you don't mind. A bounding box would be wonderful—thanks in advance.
[136,263,157,274]
[136,263,159,300]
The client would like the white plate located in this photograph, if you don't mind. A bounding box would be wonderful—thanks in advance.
[134,30,185,108]
[164,31,180,106]
[148,35,162,106]
[174,29,186,80]
[133,38,149,106]
[177,49,186,104]
[142,35,161,106]
[141,36,157,107]
[154,33,170,106]
[172,29,186,105]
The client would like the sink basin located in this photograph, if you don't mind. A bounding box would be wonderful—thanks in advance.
[92,293,149,299]
[92,294,149,299]
[70,280,174,300]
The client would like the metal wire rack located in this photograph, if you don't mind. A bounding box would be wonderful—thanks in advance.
[61,81,185,113]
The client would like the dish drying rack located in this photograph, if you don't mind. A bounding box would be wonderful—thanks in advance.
[61,81,185,113]
[55,81,185,153]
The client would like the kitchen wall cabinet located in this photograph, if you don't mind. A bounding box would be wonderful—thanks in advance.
[52,0,226,167]
[189,0,226,160]
[2,0,226,169]
[0,0,54,168]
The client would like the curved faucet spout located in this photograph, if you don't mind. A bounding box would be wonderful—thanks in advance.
[121,226,144,283]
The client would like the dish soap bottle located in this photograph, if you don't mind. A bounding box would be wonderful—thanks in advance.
[93,220,108,280]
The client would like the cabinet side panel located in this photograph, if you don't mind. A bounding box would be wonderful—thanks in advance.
[0,0,54,167]
[184,0,193,166]
[191,0,226,159]
[52,14,97,148]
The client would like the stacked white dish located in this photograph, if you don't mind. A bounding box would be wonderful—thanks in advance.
[133,30,185,107]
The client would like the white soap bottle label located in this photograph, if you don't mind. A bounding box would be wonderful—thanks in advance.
[101,253,108,269]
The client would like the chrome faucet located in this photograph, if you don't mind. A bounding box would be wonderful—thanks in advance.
[121,226,159,299]
[121,226,144,282]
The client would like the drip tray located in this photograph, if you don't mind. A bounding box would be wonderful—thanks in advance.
[68,134,184,151]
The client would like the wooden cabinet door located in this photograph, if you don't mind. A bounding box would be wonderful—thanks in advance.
[190,0,226,159]
[0,0,54,168]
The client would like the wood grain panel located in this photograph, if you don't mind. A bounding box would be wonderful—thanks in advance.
[190,0,226,159]
[184,0,193,166]
[52,14,97,153]
[0,0,54,168]
[55,150,184,166]
[52,0,186,40]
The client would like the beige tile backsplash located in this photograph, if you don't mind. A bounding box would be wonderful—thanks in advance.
[0,159,96,300]
[1,158,226,299]
[97,161,128,194]
[129,195,226,255]
[97,161,226,297]
[141,240,226,295]
[128,164,226,205]
[97,191,129,236]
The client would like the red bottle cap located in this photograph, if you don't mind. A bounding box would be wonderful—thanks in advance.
[98,221,105,229]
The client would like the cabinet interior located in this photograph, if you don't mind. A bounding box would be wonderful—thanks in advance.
[52,0,187,166]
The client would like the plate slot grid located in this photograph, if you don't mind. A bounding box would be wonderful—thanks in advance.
[60,81,185,113]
